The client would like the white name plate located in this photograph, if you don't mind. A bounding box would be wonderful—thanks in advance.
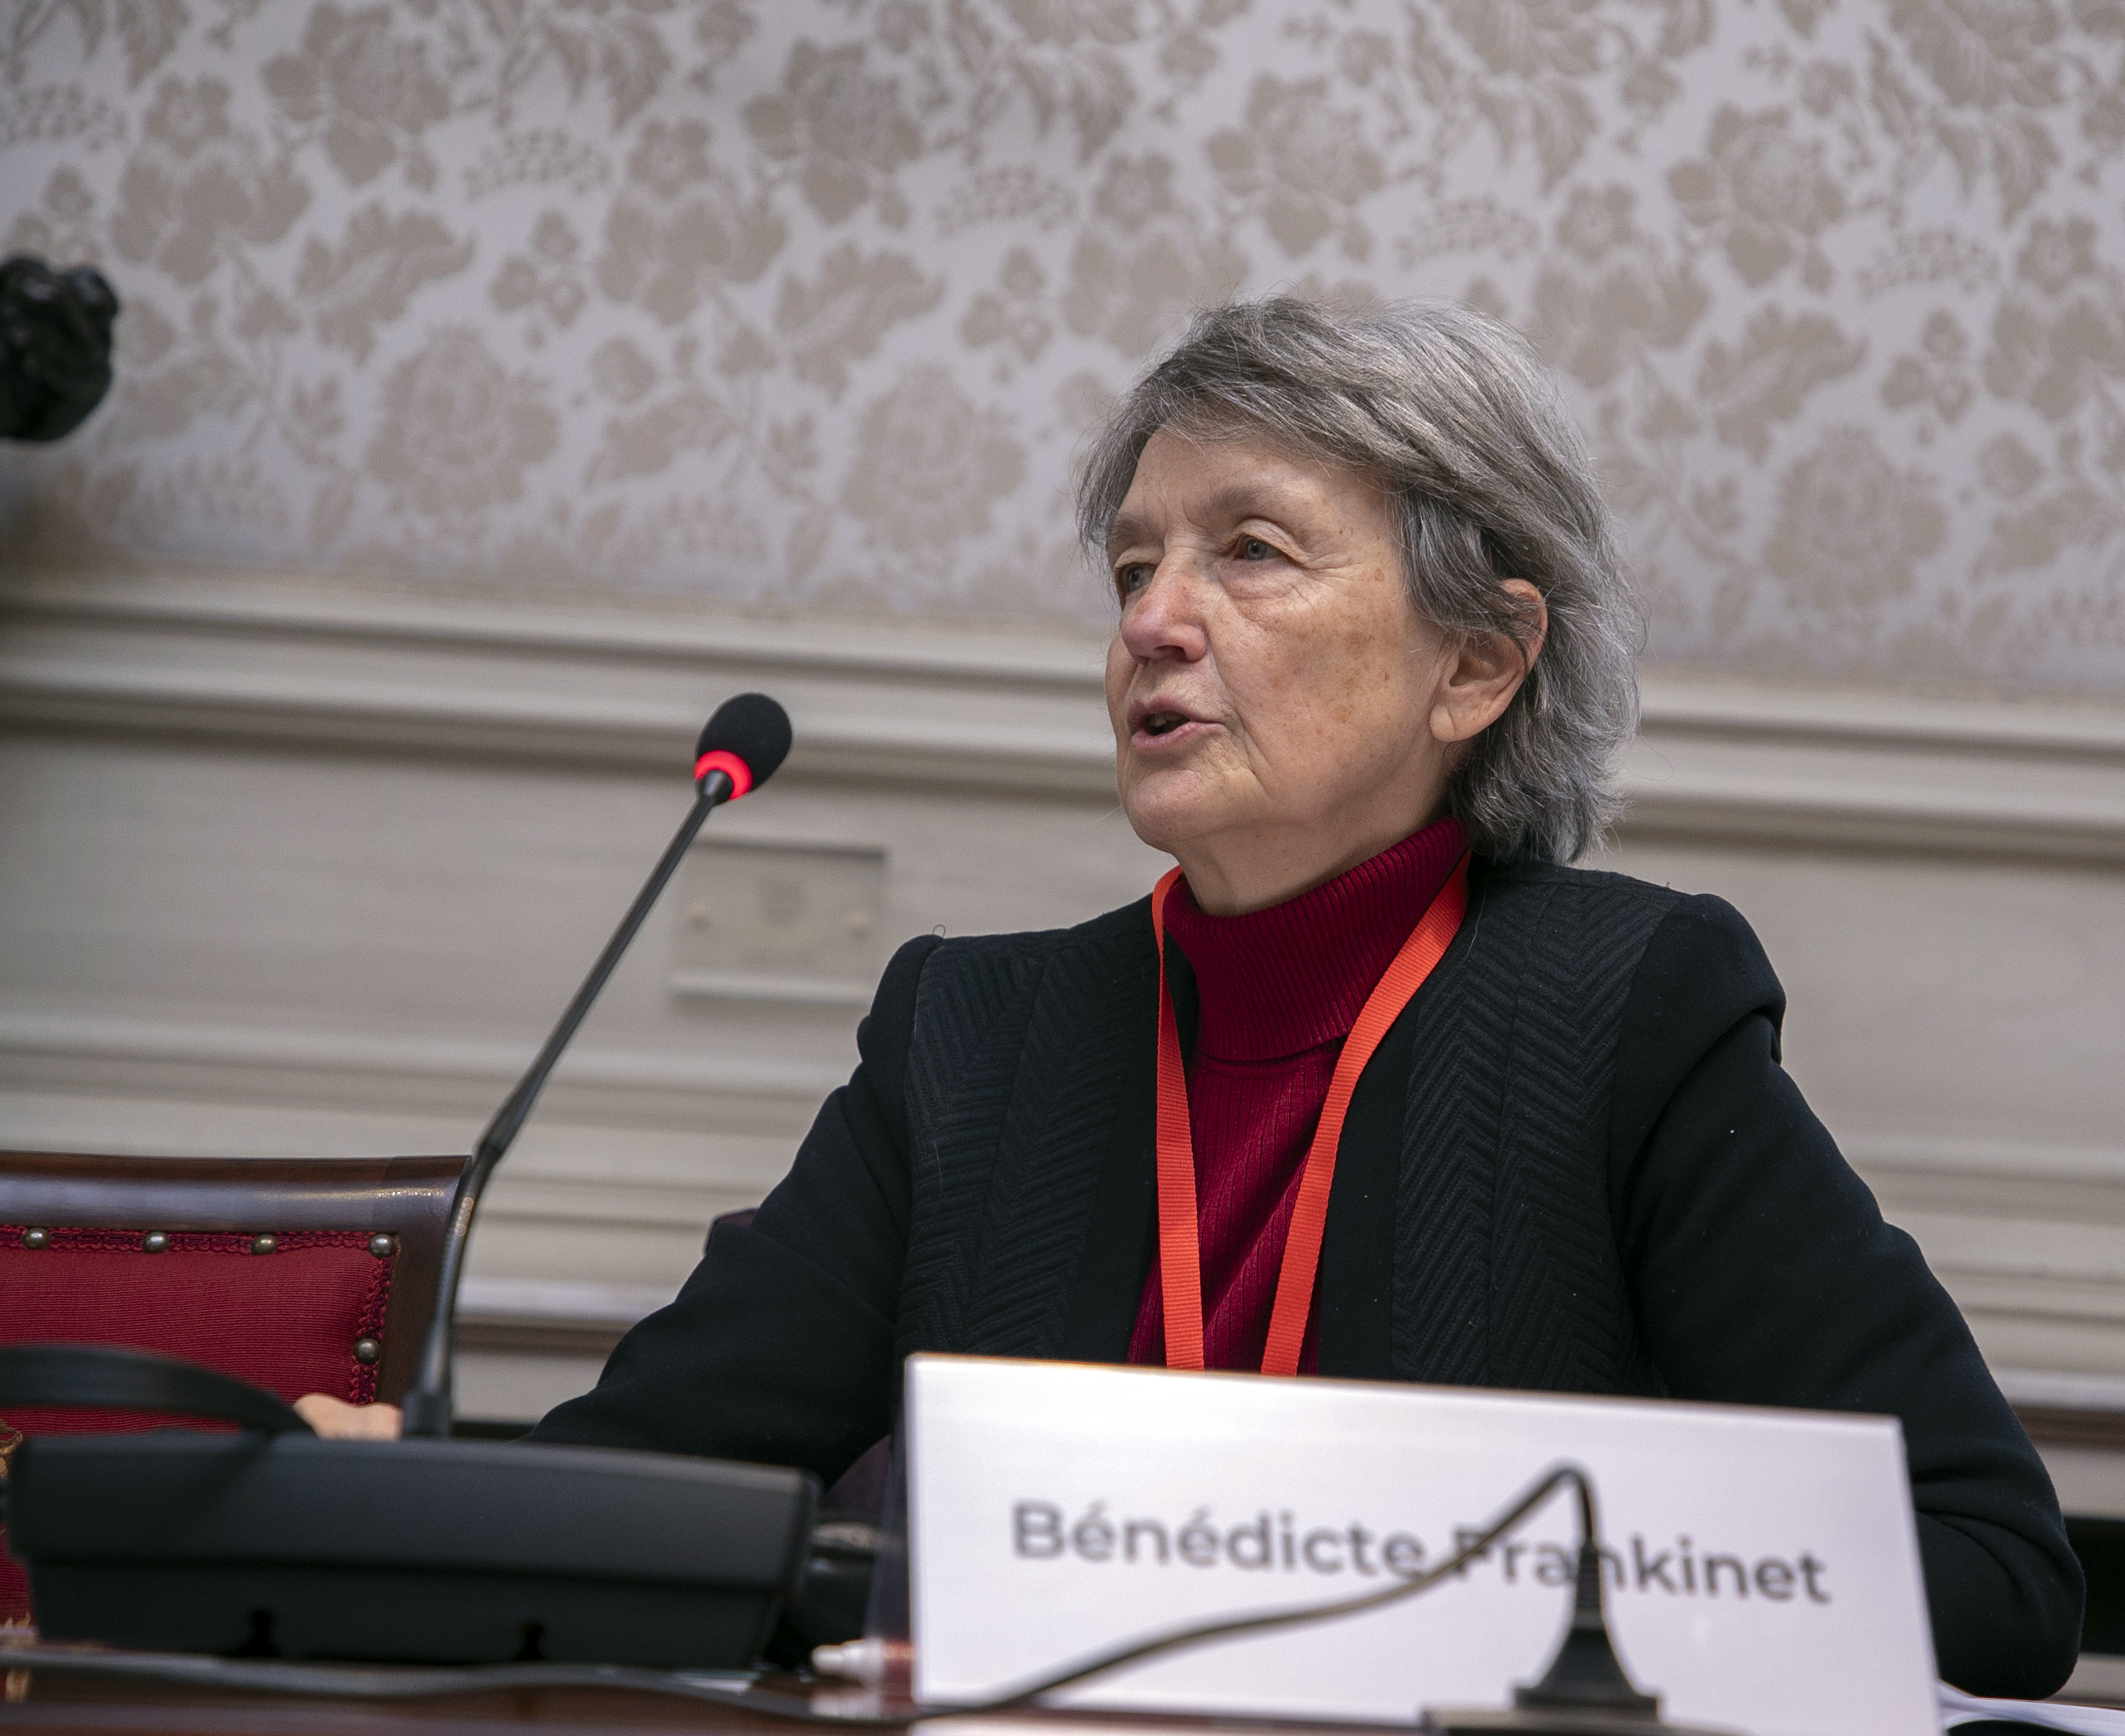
[904,1355,1940,1736]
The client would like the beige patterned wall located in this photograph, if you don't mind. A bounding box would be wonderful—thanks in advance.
[2,1,2123,693]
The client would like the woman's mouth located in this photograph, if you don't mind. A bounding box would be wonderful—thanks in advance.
[1130,707,1213,749]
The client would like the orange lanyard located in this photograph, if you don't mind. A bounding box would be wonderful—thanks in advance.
[1147,854,1470,1376]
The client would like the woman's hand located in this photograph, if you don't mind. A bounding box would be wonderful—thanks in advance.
[294,1393,404,1439]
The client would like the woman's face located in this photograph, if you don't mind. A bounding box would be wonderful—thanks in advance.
[1103,426,1536,914]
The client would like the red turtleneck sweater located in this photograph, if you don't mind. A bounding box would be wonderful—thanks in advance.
[1126,817,1467,1374]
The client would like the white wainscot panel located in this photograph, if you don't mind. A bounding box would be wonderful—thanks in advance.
[5,566,2125,1433]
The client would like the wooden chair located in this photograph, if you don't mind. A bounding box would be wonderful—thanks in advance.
[0,1149,469,1623]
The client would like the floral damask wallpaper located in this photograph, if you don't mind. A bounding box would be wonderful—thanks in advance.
[3,0,2124,691]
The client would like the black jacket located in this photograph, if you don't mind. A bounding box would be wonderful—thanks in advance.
[534,859,2083,1696]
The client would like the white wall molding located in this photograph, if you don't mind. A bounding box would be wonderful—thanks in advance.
[7,563,2125,858]
[1621,687,2125,863]
[1847,1131,2125,1200]
[0,565,1118,796]
[0,1007,844,1116]
[1849,1134,2125,1344]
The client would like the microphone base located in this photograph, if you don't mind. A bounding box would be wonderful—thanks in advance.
[1419,1709,1735,1735]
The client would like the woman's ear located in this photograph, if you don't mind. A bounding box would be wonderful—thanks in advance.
[1430,579,1547,745]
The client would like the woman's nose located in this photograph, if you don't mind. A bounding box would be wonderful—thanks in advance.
[1118,560,1210,663]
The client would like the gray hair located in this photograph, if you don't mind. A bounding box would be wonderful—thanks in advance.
[1075,295,1641,865]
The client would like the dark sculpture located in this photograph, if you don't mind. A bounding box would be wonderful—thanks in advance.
[0,255,120,443]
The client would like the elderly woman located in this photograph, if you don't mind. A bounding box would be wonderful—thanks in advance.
[314,297,2081,1695]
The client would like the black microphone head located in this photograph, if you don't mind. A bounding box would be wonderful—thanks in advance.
[693,693,792,797]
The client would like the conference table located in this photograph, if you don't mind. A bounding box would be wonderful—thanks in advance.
[0,1665,1467,1736]
[0,1667,888,1735]
[0,1659,2118,1736]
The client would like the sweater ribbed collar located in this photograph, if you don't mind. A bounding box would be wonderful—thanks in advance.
[1163,816,1468,1064]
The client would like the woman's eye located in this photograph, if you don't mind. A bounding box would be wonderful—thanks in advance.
[1237,536,1275,562]
[1116,562,1153,596]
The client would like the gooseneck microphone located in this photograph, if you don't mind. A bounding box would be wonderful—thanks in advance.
[0,691,824,1672]
[399,694,794,1438]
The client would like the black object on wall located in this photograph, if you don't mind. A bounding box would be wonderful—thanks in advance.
[0,255,118,442]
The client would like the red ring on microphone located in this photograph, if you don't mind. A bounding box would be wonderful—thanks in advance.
[693,749,753,800]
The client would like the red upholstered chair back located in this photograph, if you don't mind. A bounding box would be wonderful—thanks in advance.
[0,1150,469,1624]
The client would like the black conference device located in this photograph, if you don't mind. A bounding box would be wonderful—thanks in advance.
[1,696,816,1667]
[6,1412,814,1668]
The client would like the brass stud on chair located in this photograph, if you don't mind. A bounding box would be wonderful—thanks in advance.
[251,1234,278,1255]
[367,1233,395,1259]
[21,1228,48,1250]
[352,1339,380,1365]
[142,1231,169,1253]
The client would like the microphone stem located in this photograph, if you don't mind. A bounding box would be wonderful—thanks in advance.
[401,771,732,1437]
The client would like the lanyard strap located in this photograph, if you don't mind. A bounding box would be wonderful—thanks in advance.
[1147,853,1471,1376]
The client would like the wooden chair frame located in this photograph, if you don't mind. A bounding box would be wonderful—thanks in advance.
[0,1151,470,1407]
